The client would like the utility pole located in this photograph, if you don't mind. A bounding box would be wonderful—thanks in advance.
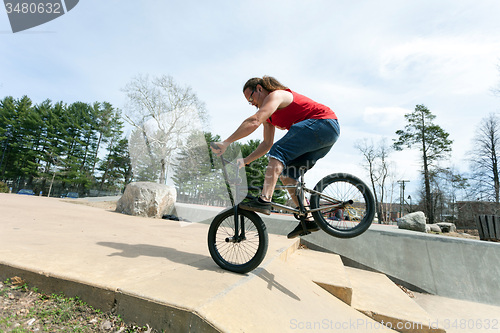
[398,180,410,217]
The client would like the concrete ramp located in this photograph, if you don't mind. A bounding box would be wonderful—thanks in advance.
[413,293,500,333]
[3,195,498,332]
[198,259,394,332]
[285,248,353,305]
[285,248,448,333]
[0,194,393,332]
[345,267,445,333]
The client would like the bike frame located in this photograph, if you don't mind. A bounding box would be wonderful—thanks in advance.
[217,154,352,231]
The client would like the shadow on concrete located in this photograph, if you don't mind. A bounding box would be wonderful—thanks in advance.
[96,241,215,271]
[255,268,301,301]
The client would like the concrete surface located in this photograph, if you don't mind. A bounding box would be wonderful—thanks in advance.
[345,267,445,333]
[3,195,500,332]
[1,194,396,332]
[175,203,500,307]
[413,292,500,333]
[285,248,353,305]
[173,202,500,332]
[304,223,500,307]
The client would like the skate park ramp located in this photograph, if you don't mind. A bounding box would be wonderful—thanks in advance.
[1,194,499,332]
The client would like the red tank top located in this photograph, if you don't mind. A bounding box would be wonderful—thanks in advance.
[266,89,337,130]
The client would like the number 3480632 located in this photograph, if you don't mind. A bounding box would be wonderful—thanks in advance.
[5,2,62,14]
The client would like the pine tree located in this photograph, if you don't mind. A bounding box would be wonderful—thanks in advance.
[394,104,453,224]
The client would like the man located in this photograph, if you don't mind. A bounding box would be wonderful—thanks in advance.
[211,76,340,238]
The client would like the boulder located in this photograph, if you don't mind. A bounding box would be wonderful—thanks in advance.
[398,211,426,232]
[436,222,456,233]
[426,224,442,233]
[116,182,177,218]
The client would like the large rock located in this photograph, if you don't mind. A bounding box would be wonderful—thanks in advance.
[426,224,442,233]
[436,222,457,233]
[116,182,177,218]
[398,211,426,232]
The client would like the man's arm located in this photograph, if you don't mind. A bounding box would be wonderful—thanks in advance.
[217,91,287,147]
[211,90,292,156]
[242,122,275,165]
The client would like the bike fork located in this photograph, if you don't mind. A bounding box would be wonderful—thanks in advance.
[229,205,246,242]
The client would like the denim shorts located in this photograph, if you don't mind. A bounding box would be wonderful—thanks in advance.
[268,118,340,180]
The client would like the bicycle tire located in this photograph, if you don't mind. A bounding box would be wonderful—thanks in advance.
[310,173,375,238]
[208,207,268,274]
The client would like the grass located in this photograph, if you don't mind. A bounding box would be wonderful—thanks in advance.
[0,278,159,332]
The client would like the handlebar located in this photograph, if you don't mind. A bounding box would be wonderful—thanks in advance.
[210,142,246,206]
[210,142,237,167]
[209,142,220,150]
[210,142,241,180]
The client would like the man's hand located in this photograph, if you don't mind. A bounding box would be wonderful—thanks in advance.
[236,158,246,169]
[210,141,229,156]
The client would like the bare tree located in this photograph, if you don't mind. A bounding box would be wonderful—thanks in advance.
[355,138,392,223]
[492,62,500,97]
[123,75,208,184]
[468,113,500,202]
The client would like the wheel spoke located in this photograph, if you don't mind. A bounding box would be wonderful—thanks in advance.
[211,212,266,268]
[311,174,374,238]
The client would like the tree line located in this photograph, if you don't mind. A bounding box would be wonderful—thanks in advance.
[0,96,131,197]
[0,81,283,206]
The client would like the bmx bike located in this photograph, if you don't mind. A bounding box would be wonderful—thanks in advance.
[207,143,375,274]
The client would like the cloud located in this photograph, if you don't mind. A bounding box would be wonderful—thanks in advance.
[363,106,409,128]
[379,36,500,94]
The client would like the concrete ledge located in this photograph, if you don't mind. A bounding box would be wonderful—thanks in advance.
[0,262,116,311]
[0,263,219,333]
[114,291,218,333]
[172,203,224,224]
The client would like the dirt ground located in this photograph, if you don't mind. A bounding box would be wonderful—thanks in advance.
[437,231,480,240]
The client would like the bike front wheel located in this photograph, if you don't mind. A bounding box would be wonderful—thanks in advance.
[207,207,268,274]
[310,173,375,238]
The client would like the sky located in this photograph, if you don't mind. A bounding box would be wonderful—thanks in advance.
[1,0,500,200]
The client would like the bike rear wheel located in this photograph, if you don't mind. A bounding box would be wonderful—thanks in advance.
[208,207,268,274]
[310,173,375,238]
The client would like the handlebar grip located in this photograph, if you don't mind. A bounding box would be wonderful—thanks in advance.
[210,142,220,150]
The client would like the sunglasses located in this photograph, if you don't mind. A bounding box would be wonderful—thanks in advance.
[248,88,256,105]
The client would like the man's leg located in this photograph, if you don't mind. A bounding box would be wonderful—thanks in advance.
[280,175,313,220]
[280,171,319,239]
[260,157,283,201]
[238,157,282,215]
[280,175,299,207]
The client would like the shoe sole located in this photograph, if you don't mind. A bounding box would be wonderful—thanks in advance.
[238,203,271,215]
[287,225,320,239]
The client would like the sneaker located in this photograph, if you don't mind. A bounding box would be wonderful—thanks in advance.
[287,220,320,239]
[239,197,271,215]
